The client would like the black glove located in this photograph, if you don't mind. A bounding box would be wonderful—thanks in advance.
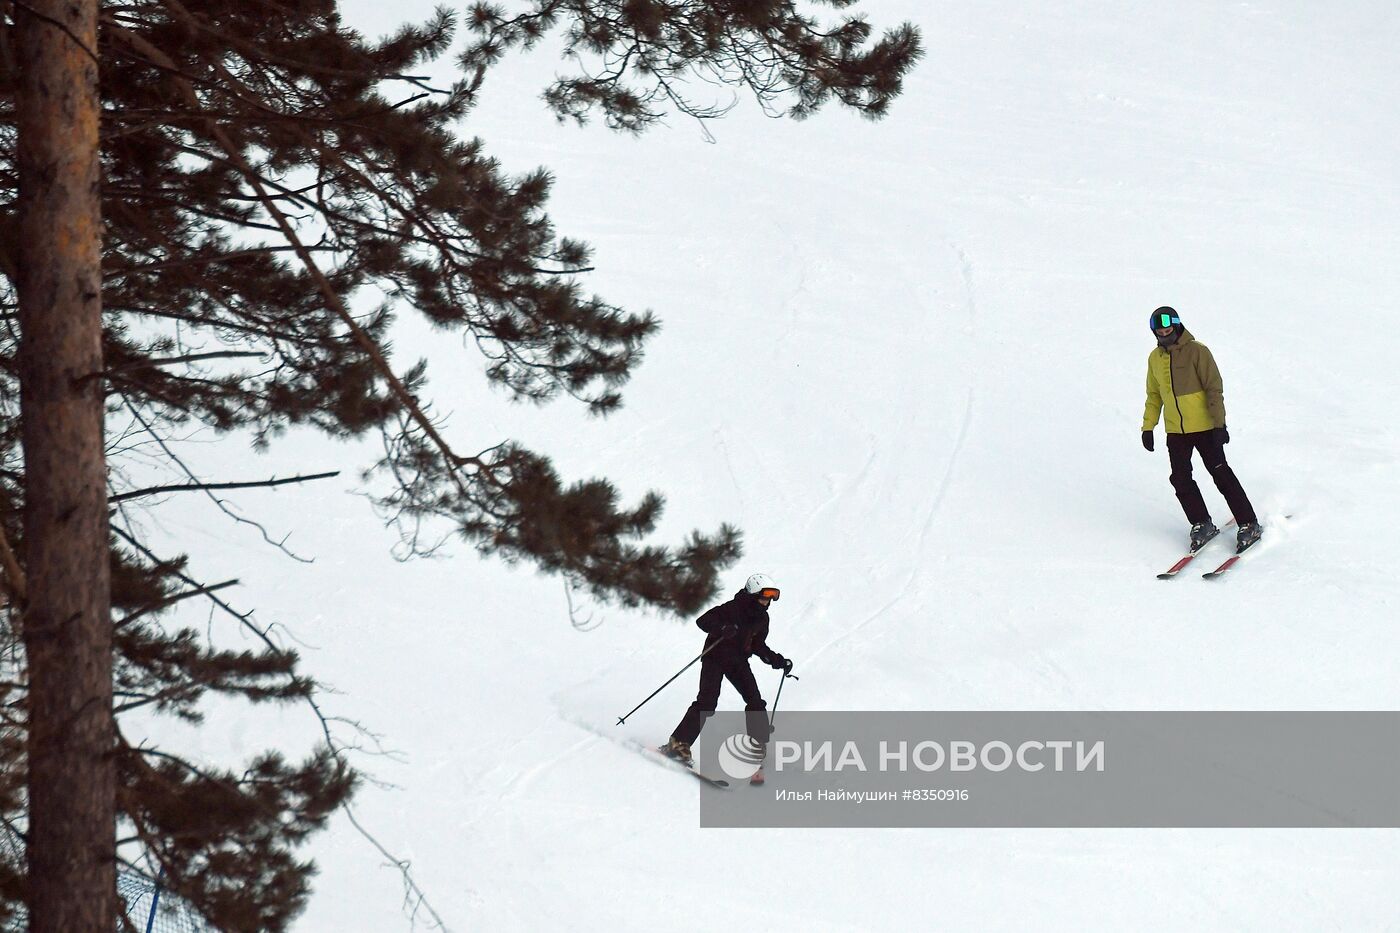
[770,655,792,672]
[1214,425,1230,445]
[1141,430,1154,452]
[782,658,795,674]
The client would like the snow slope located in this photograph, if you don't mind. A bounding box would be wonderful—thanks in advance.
[134,2,1400,929]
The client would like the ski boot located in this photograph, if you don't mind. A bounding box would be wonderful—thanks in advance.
[1235,522,1263,553]
[662,737,693,767]
[1189,520,1219,552]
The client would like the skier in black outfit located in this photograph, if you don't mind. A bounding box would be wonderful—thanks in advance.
[664,573,792,767]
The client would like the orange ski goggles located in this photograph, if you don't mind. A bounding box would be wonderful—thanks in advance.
[757,587,781,601]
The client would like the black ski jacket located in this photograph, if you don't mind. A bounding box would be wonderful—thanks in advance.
[696,590,787,669]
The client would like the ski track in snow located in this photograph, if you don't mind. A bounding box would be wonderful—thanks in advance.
[918,386,976,557]
[497,733,599,802]
[801,436,879,536]
[713,428,748,513]
[809,236,980,662]
[804,383,975,670]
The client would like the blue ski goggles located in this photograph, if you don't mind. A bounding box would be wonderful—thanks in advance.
[1150,311,1181,331]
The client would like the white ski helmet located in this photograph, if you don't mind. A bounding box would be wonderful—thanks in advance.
[745,573,780,601]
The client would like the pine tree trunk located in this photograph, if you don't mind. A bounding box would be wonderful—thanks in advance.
[15,1,114,930]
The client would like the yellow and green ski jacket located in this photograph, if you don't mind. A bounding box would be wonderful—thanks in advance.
[1141,329,1226,435]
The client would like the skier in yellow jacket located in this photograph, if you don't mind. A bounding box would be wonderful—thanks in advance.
[1141,307,1262,553]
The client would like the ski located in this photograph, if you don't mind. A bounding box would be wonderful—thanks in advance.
[1203,536,1262,579]
[1156,552,1202,579]
[1201,556,1241,579]
[649,746,730,788]
[1157,519,1235,579]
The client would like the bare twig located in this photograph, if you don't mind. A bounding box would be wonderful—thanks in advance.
[104,350,266,375]
[111,470,339,503]
[118,395,315,562]
[563,576,603,632]
[115,579,239,628]
[343,805,450,932]
[10,0,101,64]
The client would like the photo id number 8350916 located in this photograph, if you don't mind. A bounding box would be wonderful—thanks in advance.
[903,788,969,802]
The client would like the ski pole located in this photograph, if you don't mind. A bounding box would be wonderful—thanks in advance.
[616,635,728,726]
[769,668,798,730]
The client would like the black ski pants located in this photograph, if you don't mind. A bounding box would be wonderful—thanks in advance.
[1166,430,1257,526]
[671,657,769,747]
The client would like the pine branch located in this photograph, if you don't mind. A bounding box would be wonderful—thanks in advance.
[110,522,450,930]
[106,13,492,498]
[106,245,333,277]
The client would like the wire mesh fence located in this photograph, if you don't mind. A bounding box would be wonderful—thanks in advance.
[1,822,214,932]
[118,871,214,933]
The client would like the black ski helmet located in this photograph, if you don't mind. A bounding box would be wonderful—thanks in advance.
[1150,306,1184,347]
[1149,307,1182,331]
